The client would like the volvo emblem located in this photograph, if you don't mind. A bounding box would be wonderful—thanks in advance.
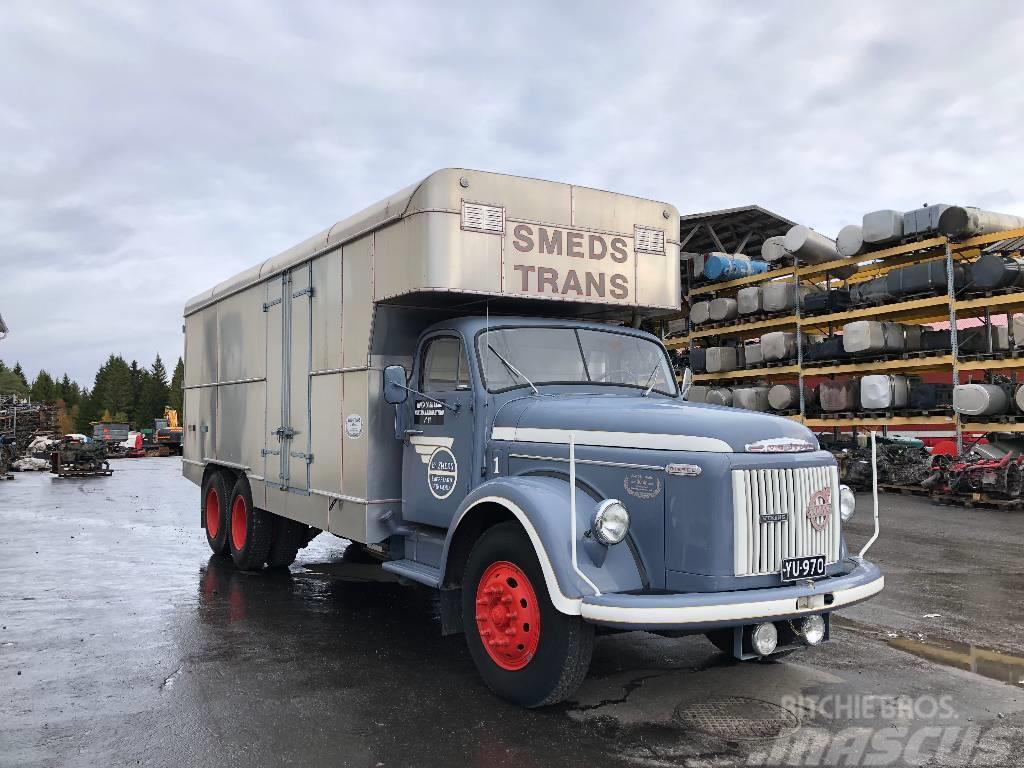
[805,486,832,532]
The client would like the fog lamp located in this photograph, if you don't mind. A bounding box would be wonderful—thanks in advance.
[839,484,856,522]
[800,615,826,646]
[751,622,778,656]
[591,499,630,545]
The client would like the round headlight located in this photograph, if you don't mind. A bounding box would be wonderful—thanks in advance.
[799,615,826,646]
[591,499,630,545]
[839,484,856,522]
[751,622,778,656]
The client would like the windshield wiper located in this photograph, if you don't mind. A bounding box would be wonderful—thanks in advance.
[488,344,539,395]
[641,362,662,397]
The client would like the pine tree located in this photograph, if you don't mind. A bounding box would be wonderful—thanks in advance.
[138,354,171,428]
[12,362,27,387]
[30,370,58,403]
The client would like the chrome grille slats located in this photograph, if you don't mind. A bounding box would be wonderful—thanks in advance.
[731,465,841,577]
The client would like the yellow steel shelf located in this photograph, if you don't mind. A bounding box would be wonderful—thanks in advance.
[961,422,1024,433]
[803,415,955,428]
[693,364,800,383]
[958,356,1024,371]
[685,314,798,341]
[799,295,951,328]
[955,292,1024,319]
[802,354,954,376]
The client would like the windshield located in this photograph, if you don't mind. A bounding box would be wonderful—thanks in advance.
[477,327,677,396]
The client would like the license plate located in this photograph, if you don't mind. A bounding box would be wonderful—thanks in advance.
[781,555,826,581]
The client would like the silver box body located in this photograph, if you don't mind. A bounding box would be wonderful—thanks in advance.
[181,168,680,544]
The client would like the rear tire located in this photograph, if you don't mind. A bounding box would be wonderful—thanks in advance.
[266,516,309,569]
[202,472,230,555]
[462,521,594,707]
[228,476,272,571]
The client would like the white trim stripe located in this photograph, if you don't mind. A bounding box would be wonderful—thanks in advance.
[580,575,884,625]
[492,427,731,453]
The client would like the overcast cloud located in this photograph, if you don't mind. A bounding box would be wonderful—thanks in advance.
[2,1,1023,385]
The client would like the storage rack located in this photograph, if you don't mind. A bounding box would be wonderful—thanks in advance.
[660,226,1024,454]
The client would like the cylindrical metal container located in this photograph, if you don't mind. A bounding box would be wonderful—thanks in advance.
[705,346,739,373]
[862,210,905,244]
[939,207,1024,238]
[783,225,840,264]
[952,383,1009,416]
[760,331,797,361]
[968,253,1024,290]
[702,252,770,281]
[768,384,800,410]
[686,385,709,404]
[732,386,770,412]
[709,297,738,321]
[819,379,859,412]
[736,285,763,315]
[1014,385,1024,414]
[860,375,910,409]
[836,225,867,258]
[690,300,712,325]
[705,387,733,407]
[744,340,763,365]
[760,235,789,263]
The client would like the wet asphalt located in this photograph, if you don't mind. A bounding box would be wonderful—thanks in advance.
[1,458,1022,767]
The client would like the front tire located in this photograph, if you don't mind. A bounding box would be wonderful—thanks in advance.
[228,476,272,571]
[462,522,594,707]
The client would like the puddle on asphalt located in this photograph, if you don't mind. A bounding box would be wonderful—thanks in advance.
[837,618,1024,687]
[887,635,1024,687]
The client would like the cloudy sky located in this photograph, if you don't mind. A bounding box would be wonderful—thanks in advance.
[2,1,1023,386]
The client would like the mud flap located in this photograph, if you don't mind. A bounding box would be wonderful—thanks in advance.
[439,586,463,636]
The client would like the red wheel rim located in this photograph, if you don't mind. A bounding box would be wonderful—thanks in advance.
[205,487,220,538]
[475,561,541,671]
[231,495,247,551]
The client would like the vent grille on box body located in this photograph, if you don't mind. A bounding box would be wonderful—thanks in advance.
[731,465,841,576]
[635,226,666,254]
[461,201,504,234]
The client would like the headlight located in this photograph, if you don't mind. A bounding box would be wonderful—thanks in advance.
[839,484,856,522]
[591,499,630,545]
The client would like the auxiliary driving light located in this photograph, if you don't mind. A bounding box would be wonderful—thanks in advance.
[839,484,856,522]
[800,615,826,646]
[751,622,778,656]
[591,499,630,545]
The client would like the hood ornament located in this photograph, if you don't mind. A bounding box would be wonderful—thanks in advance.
[745,437,816,453]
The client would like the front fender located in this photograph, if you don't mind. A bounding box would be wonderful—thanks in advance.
[442,476,645,615]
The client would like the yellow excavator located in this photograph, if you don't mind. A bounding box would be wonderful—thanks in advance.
[154,407,183,455]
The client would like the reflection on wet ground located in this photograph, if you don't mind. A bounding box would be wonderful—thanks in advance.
[888,635,1024,688]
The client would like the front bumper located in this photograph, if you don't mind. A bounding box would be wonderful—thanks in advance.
[580,558,883,630]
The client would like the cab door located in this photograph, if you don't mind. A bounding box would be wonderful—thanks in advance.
[401,334,476,528]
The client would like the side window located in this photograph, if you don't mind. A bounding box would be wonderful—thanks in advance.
[421,337,469,392]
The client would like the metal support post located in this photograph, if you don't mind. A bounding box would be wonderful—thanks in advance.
[945,240,962,455]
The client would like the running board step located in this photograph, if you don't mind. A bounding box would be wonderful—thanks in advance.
[381,559,442,588]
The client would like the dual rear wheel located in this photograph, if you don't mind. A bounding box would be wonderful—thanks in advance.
[201,471,309,570]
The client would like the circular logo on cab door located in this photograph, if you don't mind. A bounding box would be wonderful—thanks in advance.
[427,447,458,500]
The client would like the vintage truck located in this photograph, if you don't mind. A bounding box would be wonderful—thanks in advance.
[182,168,883,706]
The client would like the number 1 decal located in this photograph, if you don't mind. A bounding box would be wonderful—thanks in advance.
[493,454,500,475]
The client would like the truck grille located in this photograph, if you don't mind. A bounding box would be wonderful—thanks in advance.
[731,466,841,577]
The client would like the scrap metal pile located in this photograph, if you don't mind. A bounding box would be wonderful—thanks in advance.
[923,435,1024,500]
[0,400,60,458]
[49,434,112,477]
[819,434,933,490]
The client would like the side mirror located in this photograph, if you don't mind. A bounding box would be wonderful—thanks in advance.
[680,367,693,400]
[383,365,408,404]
